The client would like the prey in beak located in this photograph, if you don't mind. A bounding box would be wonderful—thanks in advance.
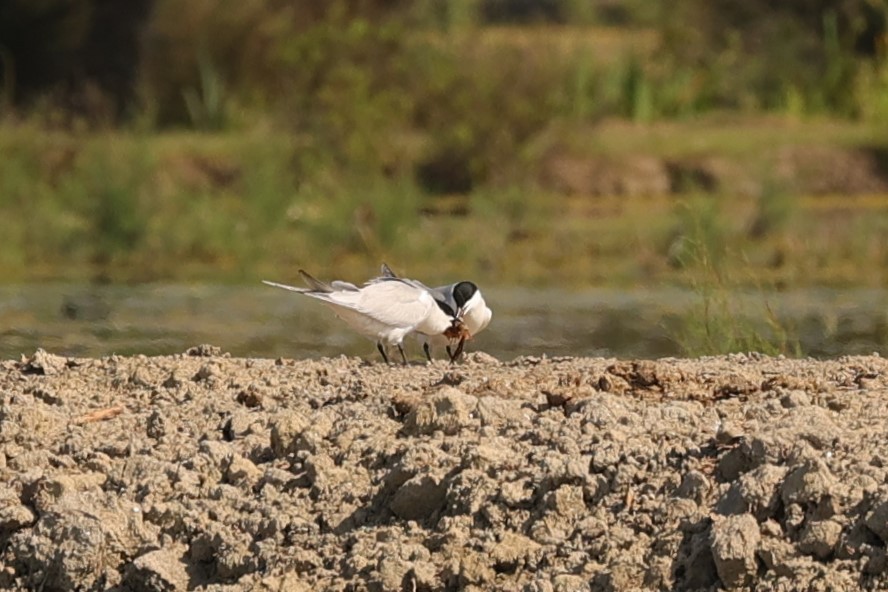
[443,308,472,363]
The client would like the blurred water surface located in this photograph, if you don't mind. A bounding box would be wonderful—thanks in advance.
[0,284,885,361]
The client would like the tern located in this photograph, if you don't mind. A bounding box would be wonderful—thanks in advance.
[376,264,492,361]
[263,270,461,364]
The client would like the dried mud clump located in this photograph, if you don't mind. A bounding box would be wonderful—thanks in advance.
[1,351,888,590]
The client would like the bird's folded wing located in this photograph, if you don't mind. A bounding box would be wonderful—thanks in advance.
[330,280,360,291]
[326,281,435,329]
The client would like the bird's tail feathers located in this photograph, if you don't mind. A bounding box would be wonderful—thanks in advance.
[262,280,309,293]
[380,262,398,278]
[298,269,335,292]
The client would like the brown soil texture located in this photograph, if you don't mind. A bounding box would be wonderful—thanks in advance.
[2,347,888,591]
[538,145,888,198]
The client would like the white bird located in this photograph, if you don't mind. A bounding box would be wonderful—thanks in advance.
[376,264,492,361]
[262,270,459,364]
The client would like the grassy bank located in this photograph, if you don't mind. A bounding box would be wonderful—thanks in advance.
[3,9,887,359]
[2,116,888,289]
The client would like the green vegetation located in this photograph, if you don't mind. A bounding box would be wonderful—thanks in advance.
[0,2,886,326]
[668,195,801,356]
[1,119,887,290]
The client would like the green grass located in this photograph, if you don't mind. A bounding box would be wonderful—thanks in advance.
[547,116,888,160]
[666,195,802,356]
[1,116,888,289]
[3,13,886,356]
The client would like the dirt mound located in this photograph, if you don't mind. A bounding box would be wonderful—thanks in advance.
[2,349,888,591]
[538,144,888,198]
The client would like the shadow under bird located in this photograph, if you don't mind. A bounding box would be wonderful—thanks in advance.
[375,263,492,361]
[262,270,465,364]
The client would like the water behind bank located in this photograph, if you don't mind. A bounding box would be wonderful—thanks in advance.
[0,284,885,361]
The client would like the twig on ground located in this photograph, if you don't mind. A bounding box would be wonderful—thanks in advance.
[72,405,125,425]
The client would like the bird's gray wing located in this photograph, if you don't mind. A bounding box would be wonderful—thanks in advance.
[330,280,360,291]
[373,268,451,314]
[367,264,429,291]
[323,281,436,329]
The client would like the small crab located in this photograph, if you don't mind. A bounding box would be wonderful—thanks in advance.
[443,314,472,363]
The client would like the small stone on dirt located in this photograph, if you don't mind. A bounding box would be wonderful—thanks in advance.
[798,519,843,559]
[390,473,446,521]
[711,513,761,589]
[404,386,478,435]
[127,547,189,592]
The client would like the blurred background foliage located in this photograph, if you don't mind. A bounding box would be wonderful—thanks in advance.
[0,0,887,289]
[3,0,885,124]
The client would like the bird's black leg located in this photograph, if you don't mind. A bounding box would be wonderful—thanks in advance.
[377,342,390,364]
[423,342,432,363]
[445,345,452,360]
[398,344,408,365]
